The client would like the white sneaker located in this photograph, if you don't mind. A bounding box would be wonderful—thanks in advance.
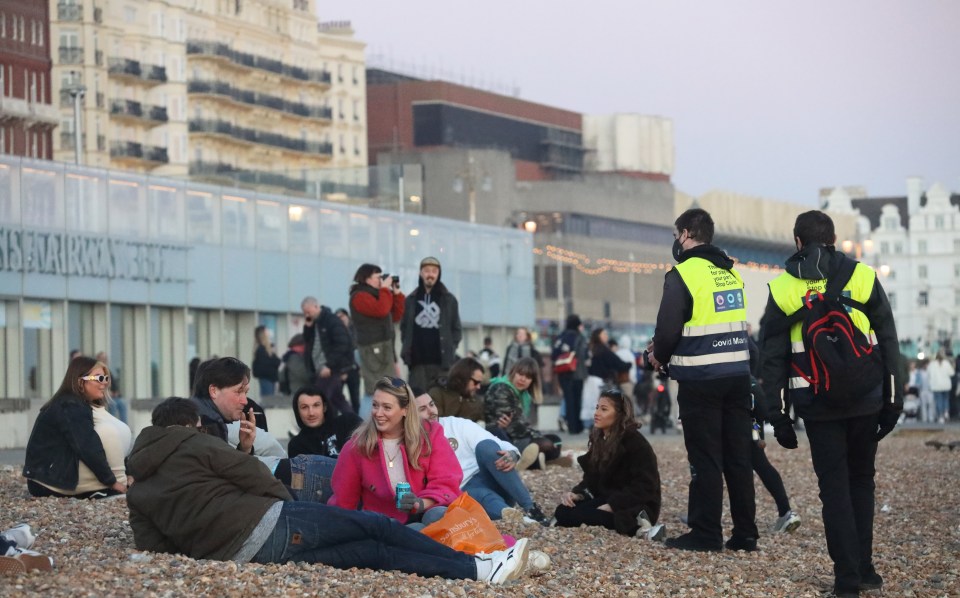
[2,524,35,551]
[527,549,551,575]
[772,510,801,534]
[482,538,529,584]
[646,524,666,542]
[635,510,652,532]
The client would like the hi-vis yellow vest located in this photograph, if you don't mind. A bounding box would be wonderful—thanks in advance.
[768,263,878,400]
[669,257,750,381]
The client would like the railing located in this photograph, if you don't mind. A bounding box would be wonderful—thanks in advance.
[188,118,333,155]
[108,59,167,84]
[187,79,332,120]
[59,46,84,65]
[110,100,169,124]
[185,40,331,85]
[57,2,83,21]
[111,142,166,162]
[188,160,308,191]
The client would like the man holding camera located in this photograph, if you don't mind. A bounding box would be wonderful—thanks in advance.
[349,264,406,406]
[401,257,463,391]
[301,296,355,414]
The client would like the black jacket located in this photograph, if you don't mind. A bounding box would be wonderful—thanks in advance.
[573,429,662,535]
[400,277,462,369]
[302,306,355,375]
[758,246,903,422]
[252,346,281,382]
[587,346,631,382]
[652,244,736,366]
[288,412,363,458]
[22,395,117,490]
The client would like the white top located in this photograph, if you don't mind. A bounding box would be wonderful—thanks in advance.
[382,437,408,490]
[927,359,955,392]
[226,421,288,472]
[74,406,132,492]
[437,416,518,488]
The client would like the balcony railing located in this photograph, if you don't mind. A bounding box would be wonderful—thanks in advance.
[59,46,84,65]
[108,58,168,84]
[187,79,332,120]
[188,118,333,155]
[57,2,83,21]
[188,160,308,191]
[110,100,169,124]
[110,141,169,164]
[186,40,331,85]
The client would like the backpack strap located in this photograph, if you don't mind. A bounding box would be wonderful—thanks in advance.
[762,257,861,338]
[823,257,857,301]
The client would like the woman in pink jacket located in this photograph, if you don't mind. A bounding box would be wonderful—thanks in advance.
[330,376,462,527]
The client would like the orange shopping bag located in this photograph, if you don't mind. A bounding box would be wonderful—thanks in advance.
[421,492,508,555]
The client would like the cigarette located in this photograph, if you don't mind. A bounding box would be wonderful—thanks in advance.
[249,411,263,416]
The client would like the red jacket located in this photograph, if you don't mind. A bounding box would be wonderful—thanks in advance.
[329,421,462,523]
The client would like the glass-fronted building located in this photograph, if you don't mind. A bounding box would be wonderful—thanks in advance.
[0,156,534,412]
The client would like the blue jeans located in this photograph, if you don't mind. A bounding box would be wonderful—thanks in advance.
[288,455,338,503]
[258,378,275,397]
[462,439,534,519]
[252,501,476,580]
[934,391,950,420]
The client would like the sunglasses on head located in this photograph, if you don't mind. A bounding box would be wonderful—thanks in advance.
[80,374,110,383]
[386,376,408,390]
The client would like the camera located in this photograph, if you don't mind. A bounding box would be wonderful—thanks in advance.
[393,276,400,287]
[380,272,390,280]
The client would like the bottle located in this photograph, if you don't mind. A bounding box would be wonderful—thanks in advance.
[751,421,761,442]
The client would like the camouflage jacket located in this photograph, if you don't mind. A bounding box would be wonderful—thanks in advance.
[483,378,542,442]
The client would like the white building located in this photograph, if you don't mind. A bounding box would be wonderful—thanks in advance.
[823,177,960,357]
[582,114,674,177]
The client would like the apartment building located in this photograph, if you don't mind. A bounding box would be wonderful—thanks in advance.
[48,0,364,191]
[0,0,58,158]
[824,178,960,357]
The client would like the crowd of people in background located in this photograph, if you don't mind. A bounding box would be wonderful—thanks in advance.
[14,212,960,596]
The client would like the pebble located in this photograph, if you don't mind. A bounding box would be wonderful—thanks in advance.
[1,433,958,596]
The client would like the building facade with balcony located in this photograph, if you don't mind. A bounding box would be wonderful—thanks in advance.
[823,178,960,357]
[0,0,58,158]
[48,0,365,192]
[317,20,367,170]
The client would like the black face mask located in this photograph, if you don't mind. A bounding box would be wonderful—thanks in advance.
[672,238,684,262]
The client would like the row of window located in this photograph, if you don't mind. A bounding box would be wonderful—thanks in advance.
[0,64,48,105]
[877,238,960,255]
[896,290,960,309]
[0,127,50,159]
[884,213,955,231]
[0,12,43,46]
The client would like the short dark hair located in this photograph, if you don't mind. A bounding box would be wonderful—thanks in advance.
[793,210,836,247]
[192,357,250,399]
[152,397,199,427]
[675,208,714,244]
[292,385,335,417]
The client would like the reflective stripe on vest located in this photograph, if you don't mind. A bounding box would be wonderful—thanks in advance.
[768,262,878,400]
[669,257,751,380]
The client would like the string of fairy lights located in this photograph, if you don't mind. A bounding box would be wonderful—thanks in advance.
[533,244,785,276]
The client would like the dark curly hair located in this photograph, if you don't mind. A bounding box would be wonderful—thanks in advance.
[587,388,639,470]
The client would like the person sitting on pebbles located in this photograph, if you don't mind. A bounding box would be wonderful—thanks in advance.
[553,388,665,541]
[414,391,550,524]
[127,397,532,584]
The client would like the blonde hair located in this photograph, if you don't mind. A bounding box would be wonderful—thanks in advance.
[351,377,431,470]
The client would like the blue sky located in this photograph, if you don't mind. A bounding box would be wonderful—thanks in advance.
[329,0,959,205]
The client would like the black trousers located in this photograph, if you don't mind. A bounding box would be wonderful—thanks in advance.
[752,439,791,516]
[553,496,618,533]
[558,373,584,434]
[677,376,757,547]
[803,413,879,592]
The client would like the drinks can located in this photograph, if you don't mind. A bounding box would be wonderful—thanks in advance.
[395,482,411,509]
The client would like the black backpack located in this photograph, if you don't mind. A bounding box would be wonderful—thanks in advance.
[788,259,884,404]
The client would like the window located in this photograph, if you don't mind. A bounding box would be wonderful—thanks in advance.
[894,242,903,254]
[918,291,928,307]
[956,290,960,307]
[935,215,945,229]
[918,240,927,254]
[955,263,960,278]
[919,265,927,279]
[1,14,6,38]
[888,292,896,310]
[954,239,960,254]
[880,241,889,254]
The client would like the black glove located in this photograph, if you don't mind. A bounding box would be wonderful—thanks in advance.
[398,493,426,514]
[773,418,798,449]
[875,408,900,442]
